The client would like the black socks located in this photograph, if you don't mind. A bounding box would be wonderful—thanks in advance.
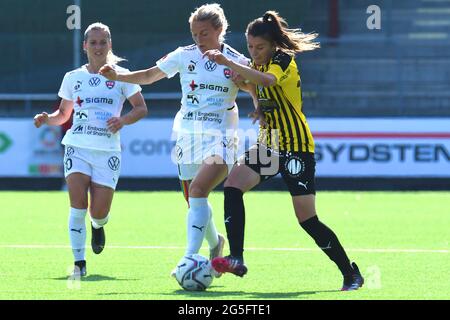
[224,187,246,260]
[300,215,353,275]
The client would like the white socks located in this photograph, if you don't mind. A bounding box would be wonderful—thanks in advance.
[186,198,219,255]
[91,215,109,229]
[205,201,219,250]
[69,207,87,262]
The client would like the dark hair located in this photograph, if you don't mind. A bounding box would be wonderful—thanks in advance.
[246,11,320,55]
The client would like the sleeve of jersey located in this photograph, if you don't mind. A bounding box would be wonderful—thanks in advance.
[238,55,251,67]
[122,82,142,99]
[57,73,73,101]
[266,63,287,86]
[155,48,182,79]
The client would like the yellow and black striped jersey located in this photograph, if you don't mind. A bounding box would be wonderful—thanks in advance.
[253,50,314,153]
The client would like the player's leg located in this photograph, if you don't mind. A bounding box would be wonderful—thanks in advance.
[178,177,225,260]
[186,155,228,256]
[284,151,363,290]
[292,194,363,290]
[64,146,91,278]
[88,150,120,255]
[212,144,276,277]
[89,183,114,255]
[67,173,90,277]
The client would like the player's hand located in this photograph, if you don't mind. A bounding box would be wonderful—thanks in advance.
[248,107,268,127]
[33,112,49,128]
[99,64,118,80]
[107,117,124,133]
[231,72,246,86]
[202,49,230,66]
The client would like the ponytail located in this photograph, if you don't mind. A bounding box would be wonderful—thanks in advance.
[247,11,320,55]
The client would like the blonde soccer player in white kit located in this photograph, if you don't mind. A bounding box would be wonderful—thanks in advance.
[100,3,253,277]
[34,23,148,278]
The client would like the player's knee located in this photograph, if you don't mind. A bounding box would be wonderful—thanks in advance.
[189,182,209,198]
[89,207,109,219]
[223,175,245,191]
[70,199,88,210]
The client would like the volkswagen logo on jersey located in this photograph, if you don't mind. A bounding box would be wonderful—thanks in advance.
[204,60,217,72]
[105,80,115,89]
[285,155,305,177]
[223,68,232,79]
[89,77,101,87]
[108,156,120,171]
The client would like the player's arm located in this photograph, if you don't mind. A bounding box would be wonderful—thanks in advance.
[107,92,148,134]
[33,99,74,128]
[99,65,166,85]
[203,50,276,87]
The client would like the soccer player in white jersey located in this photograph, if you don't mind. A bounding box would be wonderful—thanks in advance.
[100,3,252,276]
[33,23,148,278]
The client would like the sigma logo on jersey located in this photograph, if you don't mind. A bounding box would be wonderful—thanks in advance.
[204,60,217,72]
[105,81,115,89]
[75,110,88,121]
[186,94,200,106]
[189,80,229,93]
[89,77,101,87]
[76,96,84,107]
[285,155,305,177]
[82,97,114,104]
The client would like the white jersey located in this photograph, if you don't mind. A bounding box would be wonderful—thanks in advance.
[58,65,141,151]
[156,43,249,136]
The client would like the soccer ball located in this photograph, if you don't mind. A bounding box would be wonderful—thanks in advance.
[175,254,214,291]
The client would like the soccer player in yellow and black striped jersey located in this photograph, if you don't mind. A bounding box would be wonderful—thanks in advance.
[203,11,364,291]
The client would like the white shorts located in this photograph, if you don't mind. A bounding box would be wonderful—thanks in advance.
[63,145,121,190]
[174,134,238,181]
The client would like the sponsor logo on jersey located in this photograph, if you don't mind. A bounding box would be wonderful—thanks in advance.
[188,60,197,73]
[76,96,84,107]
[72,125,84,134]
[74,80,82,92]
[189,80,198,91]
[89,77,101,87]
[206,97,225,107]
[108,156,120,171]
[95,111,113,121]
[83,97,114,104]
[204,60,217,72]
[199,83,229,93]
[285,155,305,177]
[105,80,115,89]
[225,47,240,58]
[186,94,200,106]
[223,68,232,79]
[75,110,88,121]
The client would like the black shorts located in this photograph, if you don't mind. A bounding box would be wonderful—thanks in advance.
[242,144,316,196]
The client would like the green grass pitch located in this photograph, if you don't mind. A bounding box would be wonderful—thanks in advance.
[0,191,448,300]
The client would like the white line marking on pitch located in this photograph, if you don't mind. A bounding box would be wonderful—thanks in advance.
[0,244,447,253]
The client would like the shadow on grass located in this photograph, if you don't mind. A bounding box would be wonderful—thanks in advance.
[50,274,140,282]
[160,287,341,299]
